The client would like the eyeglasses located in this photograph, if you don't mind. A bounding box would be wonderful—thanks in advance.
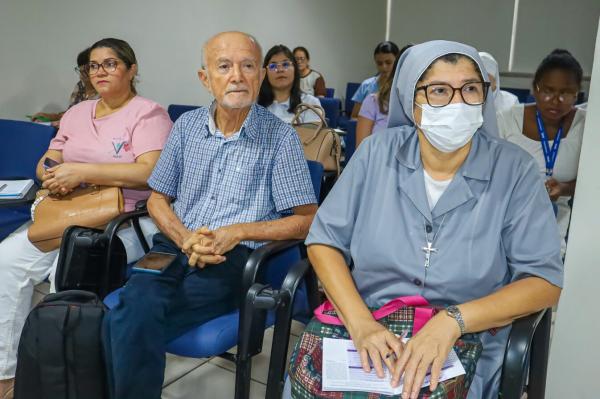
[415,81,490,107]
[295,56,307,63]
[85,58,119,75]
[73,66,86,74]
[535,85,578,104]
[267,61,293,72]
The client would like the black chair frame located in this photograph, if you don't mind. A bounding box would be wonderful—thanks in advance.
[260,257,553,399]
[82,203,315,399]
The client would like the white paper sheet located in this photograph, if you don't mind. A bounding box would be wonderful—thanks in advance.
[322,337,465,395]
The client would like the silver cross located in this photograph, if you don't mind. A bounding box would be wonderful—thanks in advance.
[422,241,438,269]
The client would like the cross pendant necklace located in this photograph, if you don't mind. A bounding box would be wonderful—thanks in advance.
[422,241,437,269]
[422,215,446,270]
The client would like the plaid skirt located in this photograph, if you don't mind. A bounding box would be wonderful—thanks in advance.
[289,306,482,399]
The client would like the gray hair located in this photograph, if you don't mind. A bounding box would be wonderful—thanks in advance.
[200,31,263,69]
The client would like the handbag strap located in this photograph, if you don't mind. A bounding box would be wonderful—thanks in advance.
[291,103,329,145]
[314,295,435,334]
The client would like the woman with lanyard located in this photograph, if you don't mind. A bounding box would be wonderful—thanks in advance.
[498,49,585,257]
[291,40,562,399]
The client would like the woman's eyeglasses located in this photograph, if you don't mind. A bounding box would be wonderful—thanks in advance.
[267,61,293,72]
[535,85,578,104]
[415,81,490,107]
[85,59,119,75]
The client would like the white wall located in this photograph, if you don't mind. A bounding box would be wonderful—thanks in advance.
[0,0,386,120]
[545,18,599,398]
[388,0,515,69]
[388,0,599,92]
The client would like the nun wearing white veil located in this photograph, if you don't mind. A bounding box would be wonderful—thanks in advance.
[479,51,520,112]
[303,40,563,398]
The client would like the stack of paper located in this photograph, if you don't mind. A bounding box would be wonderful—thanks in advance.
[0,180,35,199]
[322,337,465,395]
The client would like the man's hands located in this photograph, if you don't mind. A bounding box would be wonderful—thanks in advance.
[181,225,245,268]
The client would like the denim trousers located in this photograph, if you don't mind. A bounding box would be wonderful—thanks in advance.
[102,233,251,399]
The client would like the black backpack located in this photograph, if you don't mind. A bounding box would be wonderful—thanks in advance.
[55,225,127,298]
[14,290,108,399]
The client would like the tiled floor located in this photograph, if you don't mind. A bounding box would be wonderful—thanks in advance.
[33,283,305,399]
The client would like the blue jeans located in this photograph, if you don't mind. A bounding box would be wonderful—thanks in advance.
[102,233,251,399]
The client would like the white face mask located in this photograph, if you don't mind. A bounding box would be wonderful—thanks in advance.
[416,102,483,153]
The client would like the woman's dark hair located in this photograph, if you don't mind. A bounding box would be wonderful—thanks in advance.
[533,49,583,88]
[76,47,91,68]
[378,44,413,114]
[89,38,138,93]
[374,41,400,57]
[293,46,310,61]
[258,45,302,114]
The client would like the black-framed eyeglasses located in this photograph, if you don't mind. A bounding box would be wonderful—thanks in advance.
[535,84,578,104]
[267,61,293,72]
[85,58,119,75]
[415,81,490,107]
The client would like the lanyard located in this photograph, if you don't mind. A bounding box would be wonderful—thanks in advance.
[535,110,563,177]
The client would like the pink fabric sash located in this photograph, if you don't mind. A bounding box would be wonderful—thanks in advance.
[314,295,435,334]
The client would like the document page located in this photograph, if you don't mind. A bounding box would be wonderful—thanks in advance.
[322,337,465,395]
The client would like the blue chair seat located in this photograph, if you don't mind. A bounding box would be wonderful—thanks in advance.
[103,277,309,359]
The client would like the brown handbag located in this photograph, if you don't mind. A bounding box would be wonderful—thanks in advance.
[291,103,341,175]
[27,186,124,252]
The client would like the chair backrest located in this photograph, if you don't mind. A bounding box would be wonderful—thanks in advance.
[503,88,531,103]
[306,160,324,199]
[344,119,357,164]
[325,88,335,98]
[167,104,201,123]
[344,82,361,114]
[317,97,341,128]
[0,119,55,179]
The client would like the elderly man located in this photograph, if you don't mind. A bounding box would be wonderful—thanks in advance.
[102,31,317,399]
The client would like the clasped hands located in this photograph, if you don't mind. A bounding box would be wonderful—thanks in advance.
[181,225,242,268]
[41,163,83,195]
[351,312,461,399]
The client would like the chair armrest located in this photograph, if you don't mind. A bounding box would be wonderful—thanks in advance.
[241,239,304,294]
[103,205,150,254]
[501,308,551,399]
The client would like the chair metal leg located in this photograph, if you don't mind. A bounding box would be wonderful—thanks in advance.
[234,357,252,399]
[265,292,293,399]
[527,309,551,399]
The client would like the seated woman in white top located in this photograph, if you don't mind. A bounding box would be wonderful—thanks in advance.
[293,46,326,97]
[258,45,322,124]
[497,49,585,257]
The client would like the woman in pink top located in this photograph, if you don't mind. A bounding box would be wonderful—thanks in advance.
[0,38,172,398]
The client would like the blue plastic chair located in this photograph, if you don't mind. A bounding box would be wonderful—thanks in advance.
[317,97,341,128]
[503,88,531,103]
[167,104,200,123]
[325,88,335,98]
[101,160,323,399]
[338,82,361,130]
[343,119,357,166]
[0,120,55,240]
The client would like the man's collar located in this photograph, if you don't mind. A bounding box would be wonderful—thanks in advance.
[205,101,259,140]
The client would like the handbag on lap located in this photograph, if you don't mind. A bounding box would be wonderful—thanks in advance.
[288,295,482,399]
[292,103,341,176]
[27,185,123,252]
